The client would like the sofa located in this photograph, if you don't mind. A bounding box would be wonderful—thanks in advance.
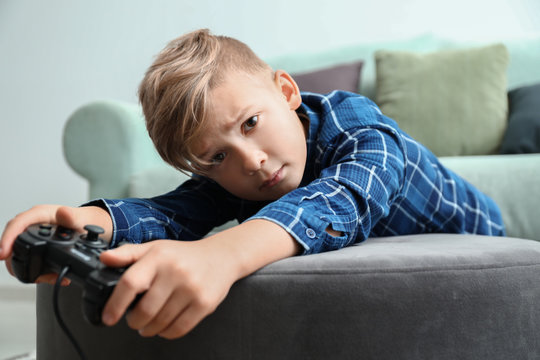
[37,34,540,359]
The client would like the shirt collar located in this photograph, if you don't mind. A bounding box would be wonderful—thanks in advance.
[297,94,322,187]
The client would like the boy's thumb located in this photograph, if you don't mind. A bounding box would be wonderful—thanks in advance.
[100,243,149,268]
[55,206,85,233]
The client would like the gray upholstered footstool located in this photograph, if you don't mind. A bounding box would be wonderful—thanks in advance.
[36,234,540,359]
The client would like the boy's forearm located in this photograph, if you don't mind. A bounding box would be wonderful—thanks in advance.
[205,219,301,280]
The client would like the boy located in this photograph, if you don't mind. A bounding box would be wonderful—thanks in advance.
[0,29,505,339]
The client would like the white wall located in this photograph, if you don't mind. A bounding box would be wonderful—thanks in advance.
[1,0,539,286]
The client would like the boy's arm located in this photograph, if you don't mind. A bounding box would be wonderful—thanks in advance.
[100,218,299,339]
[90,176,244,247]
[250,125,406,255]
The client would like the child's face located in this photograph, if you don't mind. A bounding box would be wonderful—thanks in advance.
[194,69,307,201]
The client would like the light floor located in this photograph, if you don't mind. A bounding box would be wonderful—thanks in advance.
[0,287,36,360]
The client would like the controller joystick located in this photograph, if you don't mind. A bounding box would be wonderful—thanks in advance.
[84,225,104,241]
[11,223,139,325]
[81,225,107,249]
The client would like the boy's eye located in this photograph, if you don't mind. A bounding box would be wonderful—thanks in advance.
[211,152,226,164]
[243,115,258,132]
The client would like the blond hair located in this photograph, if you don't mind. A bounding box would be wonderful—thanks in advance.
[138,29,271,174]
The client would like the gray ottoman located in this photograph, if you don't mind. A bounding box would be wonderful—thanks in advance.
[36,234,540,359]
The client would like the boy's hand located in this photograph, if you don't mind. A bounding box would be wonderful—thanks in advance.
[100,219,299,339]
[100,239,238,339]
[0,205,112,284]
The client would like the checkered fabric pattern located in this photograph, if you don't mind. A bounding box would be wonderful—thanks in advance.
[90,91,505,254]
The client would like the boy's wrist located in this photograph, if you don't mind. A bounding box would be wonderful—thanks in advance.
[206,219,300,281]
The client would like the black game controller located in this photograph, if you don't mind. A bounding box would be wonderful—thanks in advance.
[11,224,136,326]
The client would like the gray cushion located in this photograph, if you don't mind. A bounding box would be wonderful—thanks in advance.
[37,234,540,359]
[292,61,363,94]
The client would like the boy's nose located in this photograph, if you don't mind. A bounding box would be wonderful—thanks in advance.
[238,146,266,174]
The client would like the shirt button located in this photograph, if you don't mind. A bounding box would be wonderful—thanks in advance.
[305,228,316,238]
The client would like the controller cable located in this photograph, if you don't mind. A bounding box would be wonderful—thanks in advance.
[53,266,89,360]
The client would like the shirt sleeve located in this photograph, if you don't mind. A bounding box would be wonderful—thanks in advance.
[84,176,242,248]
[248,125,406,255]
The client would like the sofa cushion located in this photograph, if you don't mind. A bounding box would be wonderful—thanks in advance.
[499,83,540,154]
[292,61,363,94]
[439,153,540,241]
[375,44,509,157]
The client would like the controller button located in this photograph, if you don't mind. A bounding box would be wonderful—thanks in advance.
[39,224,53,230]
[55,228,74,241]
[38,228,51,236]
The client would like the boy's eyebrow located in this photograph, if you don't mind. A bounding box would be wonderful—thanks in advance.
[230,105,252,129]
[217,105,254,133]
[195,105,255,159]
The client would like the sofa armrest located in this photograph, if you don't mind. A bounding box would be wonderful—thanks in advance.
[129,165,190,198]
[63,100,167,199]
[440,154,540,241]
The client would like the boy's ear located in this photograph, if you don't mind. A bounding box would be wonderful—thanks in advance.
[274,70,302,110]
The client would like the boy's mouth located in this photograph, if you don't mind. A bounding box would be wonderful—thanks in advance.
[260,166,284,190]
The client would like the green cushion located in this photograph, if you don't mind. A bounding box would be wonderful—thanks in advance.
[375,44,509,156]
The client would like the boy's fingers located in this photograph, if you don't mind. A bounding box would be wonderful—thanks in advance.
[0,223,20,259]
[4,257,14,276]
[100,243,152,268]
[158,304,202,339]
[127,270,194,334]
[136,288,191,337]
[35,273,71,286]
[0,205,100,259]
[0,205,60,259]
[102,270,154,326]
[101,243,158,326]
[54,206,86,232]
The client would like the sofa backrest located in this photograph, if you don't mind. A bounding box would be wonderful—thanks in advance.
[266,34,540,100]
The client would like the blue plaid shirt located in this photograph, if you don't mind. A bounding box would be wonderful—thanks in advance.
[90,91,505,254]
